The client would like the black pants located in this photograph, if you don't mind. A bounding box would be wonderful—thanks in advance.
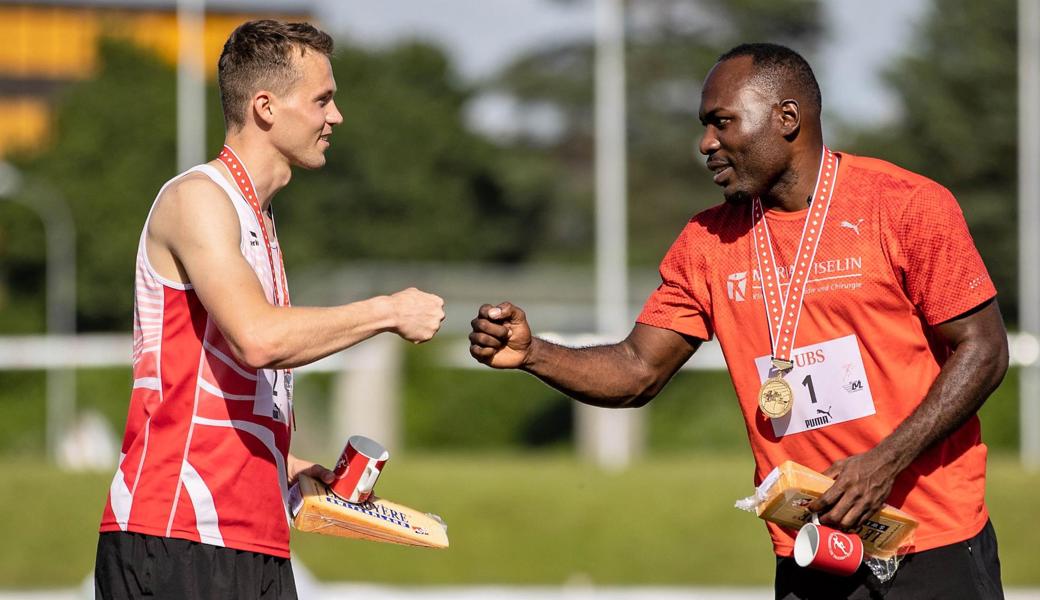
[95,531,297,600]
[776,519,1003,600]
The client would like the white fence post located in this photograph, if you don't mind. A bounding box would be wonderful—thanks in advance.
[332,334,403,453]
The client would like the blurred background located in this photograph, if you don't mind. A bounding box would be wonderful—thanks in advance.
[1,0,1039,597]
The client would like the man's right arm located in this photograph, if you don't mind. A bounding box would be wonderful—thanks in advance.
[147,175,445,370]
[469,303,700,408]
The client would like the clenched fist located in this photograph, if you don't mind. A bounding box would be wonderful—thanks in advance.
[469,302,533,369]
[389,287,445,343]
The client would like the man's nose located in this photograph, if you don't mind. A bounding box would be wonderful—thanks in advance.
[698,127,719,156]
[328,101,344,126]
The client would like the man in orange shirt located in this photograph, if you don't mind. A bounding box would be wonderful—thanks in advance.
[469,43,1007,598]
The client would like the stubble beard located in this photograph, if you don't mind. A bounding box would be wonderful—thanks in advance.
[723,188,753,205]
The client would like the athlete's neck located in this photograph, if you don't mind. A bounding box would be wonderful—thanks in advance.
[759,142,825,213]
[219,133,292,211]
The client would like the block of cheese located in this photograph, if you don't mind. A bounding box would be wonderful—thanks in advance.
[754,460,917,557]
[289,473,448,549]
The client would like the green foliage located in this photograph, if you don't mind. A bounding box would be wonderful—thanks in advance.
[7,40,179,331]
[403,341,574,449]
[0,372,46,455]
[491,0,824,265]
[842,0,1019,323]
[978,365,1020,449]
[0,368,132,457]
[647,370,749,451]
[1,37,562,332]
[0,356,1022,459]
[702,0,822,41]
[0,203,46,333]
[279,41,560,268]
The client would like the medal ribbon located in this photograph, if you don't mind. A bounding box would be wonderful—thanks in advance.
[751,147,839,366]
[217,145,294,429]
[217,145,291,307]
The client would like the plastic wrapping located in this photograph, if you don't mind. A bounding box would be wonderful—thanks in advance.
[735,461,916,582]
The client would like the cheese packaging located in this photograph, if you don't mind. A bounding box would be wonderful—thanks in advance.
[736,460,917,558]
[290,473,449,549]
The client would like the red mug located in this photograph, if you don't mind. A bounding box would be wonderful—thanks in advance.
[330,435,389,504]
[794,516,864,576]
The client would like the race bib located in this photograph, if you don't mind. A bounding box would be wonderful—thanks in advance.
[754,334,876,437]
[255,368,290,425]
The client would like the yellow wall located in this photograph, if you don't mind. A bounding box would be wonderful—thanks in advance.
[0,97,50,156]
[0,4,312,155]
[0,6,100,78]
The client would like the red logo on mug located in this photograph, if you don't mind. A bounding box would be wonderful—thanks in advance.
[795,520,864,576]
[828,531,855,561]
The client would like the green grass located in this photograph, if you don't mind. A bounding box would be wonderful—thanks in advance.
[0,348,1032,587]
[2,452,1038,588]
[292,452,774,585]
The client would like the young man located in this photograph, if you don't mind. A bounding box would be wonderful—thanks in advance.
[95,20,445,599]
[470,43,1007,599]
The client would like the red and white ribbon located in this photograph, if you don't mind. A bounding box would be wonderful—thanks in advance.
[751,148,839,363]
[217,145,291,308]
[217,145,295,428]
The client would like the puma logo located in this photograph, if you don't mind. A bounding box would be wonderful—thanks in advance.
[840,219,863,235]
[816,406,833,419]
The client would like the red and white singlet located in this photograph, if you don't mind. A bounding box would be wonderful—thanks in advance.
[99,154,295,558]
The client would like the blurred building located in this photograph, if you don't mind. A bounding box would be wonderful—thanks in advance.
[0,0,313,156]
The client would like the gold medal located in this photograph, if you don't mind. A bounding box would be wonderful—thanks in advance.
[758,376,794,418]
[749,149,839,422]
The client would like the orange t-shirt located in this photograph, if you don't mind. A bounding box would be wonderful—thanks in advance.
[638,152,997,556]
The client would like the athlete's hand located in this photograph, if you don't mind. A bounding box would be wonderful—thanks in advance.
[287,453,335,487]
[469,302,533,369]
[806,449,901,531]
[389,287,445,343]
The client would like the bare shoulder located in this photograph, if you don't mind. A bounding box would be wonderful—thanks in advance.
[157,170,232,216]
[149,170,239,244]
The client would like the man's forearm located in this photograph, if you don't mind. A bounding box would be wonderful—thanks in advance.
[233,296,397,369]
[520,338,662,408]
[873,336,1008,472]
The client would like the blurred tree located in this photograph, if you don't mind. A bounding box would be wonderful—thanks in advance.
[3,40,178,332]
[280,42,560,267]
[841,0,1019,323]
[0,203,46,333]
[485,0,824,265]
[1,38,561,331]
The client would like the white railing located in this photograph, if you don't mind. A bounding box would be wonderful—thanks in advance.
[2,331,1037,470]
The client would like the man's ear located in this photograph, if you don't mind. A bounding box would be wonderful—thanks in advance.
[778,99,801,138]
[252,91,276,127]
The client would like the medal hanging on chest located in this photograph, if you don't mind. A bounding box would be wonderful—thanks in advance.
[217,146,295,427]
[751,148,839,419]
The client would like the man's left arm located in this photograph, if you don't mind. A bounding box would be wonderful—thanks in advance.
[808,299,1009,530]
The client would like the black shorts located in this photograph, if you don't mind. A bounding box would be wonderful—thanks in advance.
[94,531,297,600]
[775,519,1003,600]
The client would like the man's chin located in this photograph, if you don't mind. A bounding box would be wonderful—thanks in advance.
[290,153,327,170]
[722,188,753,205]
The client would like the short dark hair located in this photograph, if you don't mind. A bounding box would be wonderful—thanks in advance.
[717,43,822,115]
[218,20,334,130]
